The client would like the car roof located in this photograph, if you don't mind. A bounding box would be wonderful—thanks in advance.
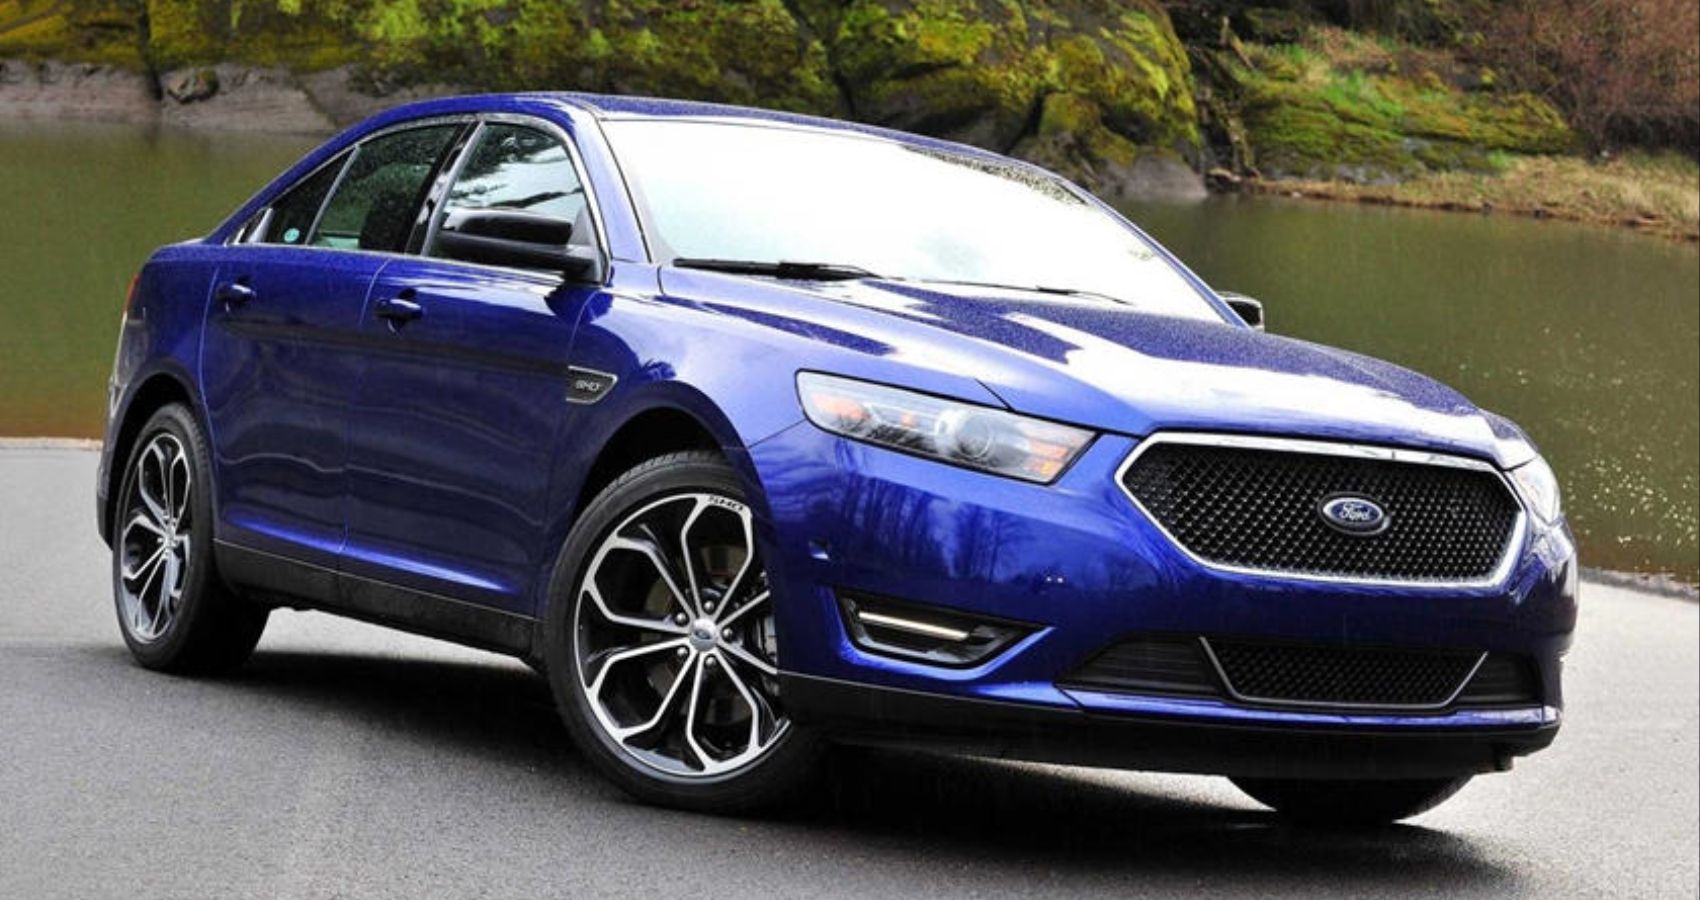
[368,91,1019,167]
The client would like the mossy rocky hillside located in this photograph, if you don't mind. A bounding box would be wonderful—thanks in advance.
[0,0,1207,197]
[0,0,1618,201]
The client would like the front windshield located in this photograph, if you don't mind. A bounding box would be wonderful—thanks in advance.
[603,119,1222,322]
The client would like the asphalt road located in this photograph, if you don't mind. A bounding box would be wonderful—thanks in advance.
[2,444,1695,900]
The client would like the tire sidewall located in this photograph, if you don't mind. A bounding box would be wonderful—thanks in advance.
[542,452,816,807]
[111,404,219,667]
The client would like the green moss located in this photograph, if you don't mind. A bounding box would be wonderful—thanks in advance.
[5,0,1204,192]
[0,0,147,67]
[556,1,835,112]
[143,0,365,70]
[1023,90,1139,169]
[352,0,838,113]
[1094,8,1199,151]
[1231,26,1575,182]
[814,0,1199,179]
[823,1,1039,145]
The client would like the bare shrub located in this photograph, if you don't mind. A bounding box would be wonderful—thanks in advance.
[1481,0,1700,153]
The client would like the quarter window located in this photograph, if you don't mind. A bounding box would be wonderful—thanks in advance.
[255,151,348,246]
[311,125,461,253]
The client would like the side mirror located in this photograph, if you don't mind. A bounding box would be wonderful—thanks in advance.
[435,209,603,281]
[1218,291,1265,331]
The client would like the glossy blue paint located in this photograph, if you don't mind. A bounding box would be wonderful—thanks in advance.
[199,244,387,567]
[101,93,1577,770]
[340,257,598,614]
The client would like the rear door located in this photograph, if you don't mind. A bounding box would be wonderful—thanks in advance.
[201,122,466,566]
[342,119,609,616]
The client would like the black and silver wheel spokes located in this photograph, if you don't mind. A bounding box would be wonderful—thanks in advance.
[575,493,785,777]
[119,434,193,643]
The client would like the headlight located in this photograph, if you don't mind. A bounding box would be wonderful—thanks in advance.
[1509,455,1562,523]
[797,372,1094,483]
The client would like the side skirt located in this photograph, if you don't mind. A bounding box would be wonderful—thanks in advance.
[214,540,537,658]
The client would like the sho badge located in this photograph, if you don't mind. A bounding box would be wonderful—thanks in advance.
[565,367,617,404]
[1319,495,1389,535]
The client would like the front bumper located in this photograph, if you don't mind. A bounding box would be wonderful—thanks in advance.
[783,672,1559,779]
[749,423,1578,777]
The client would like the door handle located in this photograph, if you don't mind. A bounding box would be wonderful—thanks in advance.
[216,280,256,308]
[374,295,423,327]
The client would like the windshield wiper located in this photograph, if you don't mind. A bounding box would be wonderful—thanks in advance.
[909,277,1129,306]
[671,258,881,282]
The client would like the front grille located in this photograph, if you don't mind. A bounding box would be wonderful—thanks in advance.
[1205,639,1482,708]
[1121,439,1522,582]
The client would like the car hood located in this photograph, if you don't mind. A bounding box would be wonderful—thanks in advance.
[665,271,1536,467]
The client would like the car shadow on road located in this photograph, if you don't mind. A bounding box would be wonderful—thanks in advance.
[114,644,1526,893]
[792,747,1521,892]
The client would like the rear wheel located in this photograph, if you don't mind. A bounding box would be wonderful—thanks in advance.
[544,451,819,811]
[1231,775,1471,827]
[112,404,268,673]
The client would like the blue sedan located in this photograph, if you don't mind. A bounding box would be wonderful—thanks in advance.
[96,92,1577,824]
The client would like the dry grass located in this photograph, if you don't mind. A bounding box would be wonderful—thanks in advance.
[1251,152,1700,241]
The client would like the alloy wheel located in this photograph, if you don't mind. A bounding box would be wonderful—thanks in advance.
[118,433,193,643]
[573,492,788,778]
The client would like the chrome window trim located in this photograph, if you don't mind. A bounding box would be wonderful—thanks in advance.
[1114,431,1530,590]
[1198,637,1491,712]
[222,112,615,286]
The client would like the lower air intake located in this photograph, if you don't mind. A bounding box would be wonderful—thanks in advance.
[1203,639,1484,709]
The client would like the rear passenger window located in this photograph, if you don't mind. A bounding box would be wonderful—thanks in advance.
[311,125,460,252]
[256,151,348,246]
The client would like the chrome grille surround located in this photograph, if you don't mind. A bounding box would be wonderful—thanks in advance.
[1115,433,1528,589]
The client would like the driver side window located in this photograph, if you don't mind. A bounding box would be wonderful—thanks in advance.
[428,123,592,258]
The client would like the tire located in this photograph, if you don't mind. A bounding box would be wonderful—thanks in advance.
[1231,775,1472,827]
[543,451,820,812]
[111,403,268,674]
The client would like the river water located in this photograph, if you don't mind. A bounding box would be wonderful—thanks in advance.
[2,122,1695,581]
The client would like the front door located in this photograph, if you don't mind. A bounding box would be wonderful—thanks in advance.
[342,121,606,615]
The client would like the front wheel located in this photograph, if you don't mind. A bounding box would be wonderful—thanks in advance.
[543,451,820,811]
[1231,775,1472,827]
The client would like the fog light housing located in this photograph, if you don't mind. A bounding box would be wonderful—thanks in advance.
[837,591,1032,667]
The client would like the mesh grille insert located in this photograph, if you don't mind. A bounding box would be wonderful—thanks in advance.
[1455,653,1542,706]
[1062,636,1219,697]
[1122,441,1521,582]
[1062,636,1540,712]
[1206,639,1482,708]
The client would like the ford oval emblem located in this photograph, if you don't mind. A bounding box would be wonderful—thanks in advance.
[1319,495,1389,535]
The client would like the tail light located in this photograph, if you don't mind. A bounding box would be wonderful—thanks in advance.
[123,270,141,314]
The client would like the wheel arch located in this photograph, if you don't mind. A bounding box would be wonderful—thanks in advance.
[101,369,203,545]
[535,384,784,615]
[573,405,722,519]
